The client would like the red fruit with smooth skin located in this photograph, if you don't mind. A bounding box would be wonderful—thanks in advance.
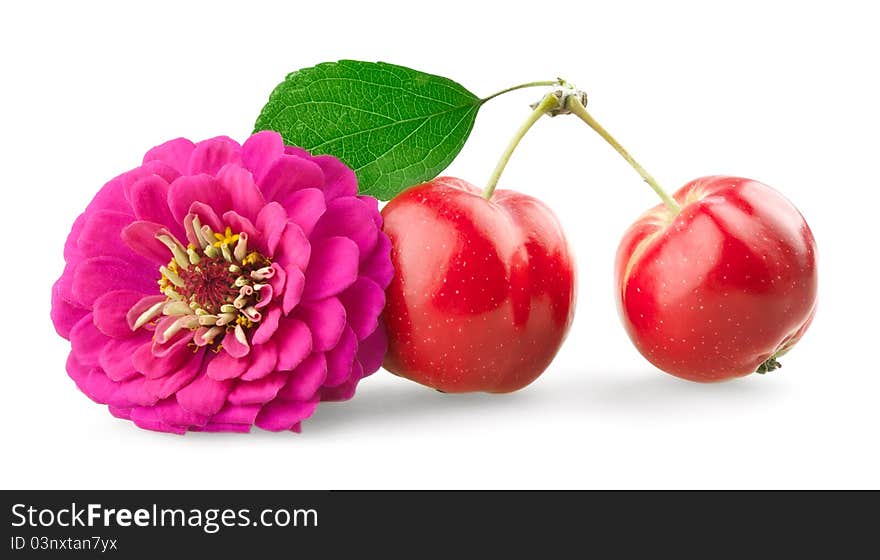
[616,175,817,382]
[381,177,576,393]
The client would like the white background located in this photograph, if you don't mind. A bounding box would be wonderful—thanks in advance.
[1,0,877,489]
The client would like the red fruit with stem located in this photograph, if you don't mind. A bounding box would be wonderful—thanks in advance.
[564,94,818,381]
[381,94,576,393]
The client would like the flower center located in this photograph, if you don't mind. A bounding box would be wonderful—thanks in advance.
[131,218,274,349]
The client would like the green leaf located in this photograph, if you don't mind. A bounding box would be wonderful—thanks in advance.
[253,60,481,200]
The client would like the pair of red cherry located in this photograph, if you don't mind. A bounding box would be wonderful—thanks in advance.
[380,93,817,391]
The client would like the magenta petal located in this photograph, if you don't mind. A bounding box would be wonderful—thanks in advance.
[274,319,312,371]
[77,210,141,262]
[254,202,287,256]
[222,211,258,240]
[109,406,132,420]
[277,353,327,401]
[187,201,225,235]
[99,336,146,381]
[143,137,196,174]
[130,406,185,434]
[275,223,310,271]
[227,371,287,405]
[142,352,204,400]
[126,175,181,237]
[283,265,305,314]
[325,327,357,387]
[212,403,261,425]
[93,289,145,338]
[83,369,120,404]
[356,323,387,376]
[217,163,265,222]
[176,374,233,417]
[321,361,363,402]
[311,197,379,256]
[121,221,172,265]
[132,336,190,379]
[125,295,166,331]
[66,352,90,390]
[222,329,250,359]
[252,306,281,345]
[312,154,358,201]
[296,297,346,352]
[156,397,209,428]
[278,188,326,237]
[64,213,86,261]
[338,277,385,339]
[241,131,284,183]
[358,195,382,227]
[167,174,231,225]
[187,136,242,176]
[258,154,324,201]
[303,237,359,300]
[51,279,88,339]
[255,398,319,432]
[241,341,278,381]
[362,233,394,288]
[206,351,249,381]
[69,313,108,368]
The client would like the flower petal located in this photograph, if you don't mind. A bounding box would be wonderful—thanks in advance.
[212,403,262,425]
[274,223,310,271]
[99,336,147,381]
[311,196,379,256]
[121,221,173,265]
[241,130,284,183]
[51,278,88,339]
[126,174,181,238]
[176,374,234,417]
[274,319,312,371]
[258,154,324,201]
[143,137,196,174]
[217,163,265,222]
[69,313,108,368]
[338,277,385,339]
[227,371,287,405]
[141,351,204,400]
[254,398,319,432]
[357,323,387,376]
[93,289,145,338]
[222,211,258,240]
[278,188,326,237]
[206,351,250,381]
[362,233,394,288]
[321,361,363,402]
[312,154,358,201]
[277,353,327,401]
[296,297,346,352]
[156,397,209,428]
[252,306,281,345]
[167,174,231,225]
[254,202,287,256]
[130,406,185,434]
[283,265,305,315]
[302,237,359,300]
[241,341,278,381]
[77,210,142,262]
[187,136,242,176]
[325,327,357,387]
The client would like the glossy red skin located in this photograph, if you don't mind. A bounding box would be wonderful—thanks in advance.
[381,177,576,393]
[616,176,817,382]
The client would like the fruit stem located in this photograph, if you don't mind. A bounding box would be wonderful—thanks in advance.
[481,79,568,104]
[564,94,681,215]
[483,92,563,199]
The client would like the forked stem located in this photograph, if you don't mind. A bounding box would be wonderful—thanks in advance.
[564,94,680,215]
[483,92,563,199]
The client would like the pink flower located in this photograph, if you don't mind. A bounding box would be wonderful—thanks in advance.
[51,132,393,434]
